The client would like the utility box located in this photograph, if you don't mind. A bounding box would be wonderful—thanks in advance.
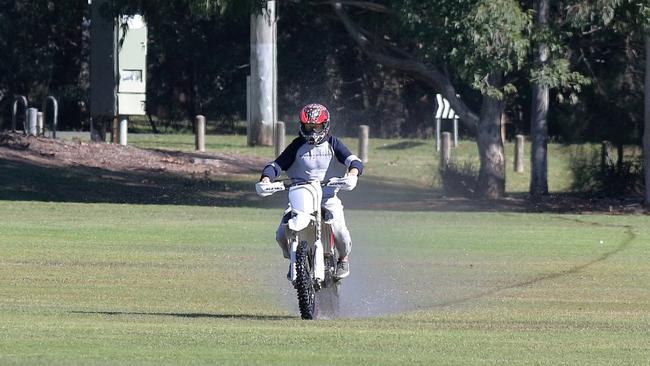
[90,0,147,117]
[117,15,147,115]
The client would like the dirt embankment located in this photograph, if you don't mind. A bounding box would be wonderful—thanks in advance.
[0,132,265,177]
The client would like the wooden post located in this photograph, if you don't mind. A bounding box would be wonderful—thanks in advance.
[514,134,524,173]
[441,132,451,168]
[195,115,206,152]
[274,121,285,157]
[359,125,369,163]
[601,140,612,170]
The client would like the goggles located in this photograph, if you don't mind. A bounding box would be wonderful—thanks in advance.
[301,123,325,133]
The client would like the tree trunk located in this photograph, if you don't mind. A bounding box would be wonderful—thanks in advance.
[643,36,650,206]
[476,72,506,199]
[333,1,508,197]
[530,0,550,197]
[530,83,549,196]
[249,0,277,146]
[90,116,108,142]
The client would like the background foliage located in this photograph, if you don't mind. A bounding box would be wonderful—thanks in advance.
[0,0,646,143]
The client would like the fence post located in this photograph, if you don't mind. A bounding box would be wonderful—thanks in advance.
[274,121,285,157]
[358,125,369,163]
[195,115,206,152]
[441,132,451,168]
[601,140,612,170]
[514,134,524,173]
[27,108,38,136]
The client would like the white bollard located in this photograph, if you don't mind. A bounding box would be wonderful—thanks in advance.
[27,108,38,136]
[37,112,44,136]
[119,116,128,146]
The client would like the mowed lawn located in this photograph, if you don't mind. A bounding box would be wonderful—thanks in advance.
[85,133,585,193]
[1,201,649,365]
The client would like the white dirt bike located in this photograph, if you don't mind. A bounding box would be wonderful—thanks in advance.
[256,176,357,319]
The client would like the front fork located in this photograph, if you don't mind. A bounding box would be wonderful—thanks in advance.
[287,218,325,283]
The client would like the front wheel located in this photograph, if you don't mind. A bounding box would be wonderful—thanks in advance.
[295,240,318,320]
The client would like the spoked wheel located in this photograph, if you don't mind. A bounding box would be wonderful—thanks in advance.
[294,240,318,320]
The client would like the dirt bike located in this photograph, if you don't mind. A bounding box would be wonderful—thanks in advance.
[256,176,356,319]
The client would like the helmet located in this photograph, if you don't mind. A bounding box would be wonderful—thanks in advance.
[299,103,330,145]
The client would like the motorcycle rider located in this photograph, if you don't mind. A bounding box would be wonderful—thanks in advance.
[259,103,363,279]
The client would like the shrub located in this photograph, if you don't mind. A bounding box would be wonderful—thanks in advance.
[438,160,479,197]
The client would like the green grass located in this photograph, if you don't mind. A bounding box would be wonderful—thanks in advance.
[1,201,649,365]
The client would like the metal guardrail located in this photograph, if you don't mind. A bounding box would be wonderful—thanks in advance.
[43,96,58,138]
[12,95,28,133]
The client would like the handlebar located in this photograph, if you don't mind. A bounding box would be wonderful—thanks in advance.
[256,176,357,197]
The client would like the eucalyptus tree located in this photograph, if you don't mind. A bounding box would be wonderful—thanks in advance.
[332,0,530,198]
[331,0,602,199]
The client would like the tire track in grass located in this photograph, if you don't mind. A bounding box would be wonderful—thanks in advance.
[271,216,636,317]
[435,216,636,308]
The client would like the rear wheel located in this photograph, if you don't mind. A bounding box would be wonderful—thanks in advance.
[317,246,340,317]
[295,240,318,320]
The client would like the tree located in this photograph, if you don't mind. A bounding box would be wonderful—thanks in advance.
[248,1,277,146]
[0,0,87,130]
[529,0,550,196]
[331,0,602,199]
[564,1,648,200]
[645,34,650,205]
[332,0,530,198]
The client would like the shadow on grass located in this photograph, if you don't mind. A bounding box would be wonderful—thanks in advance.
[0,156,280,208]
[2,154,641,213]
[70,310,296,321]
[0,155,443,211]
[376,141,426,150]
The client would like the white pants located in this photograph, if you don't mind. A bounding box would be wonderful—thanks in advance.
[275,196,351,259]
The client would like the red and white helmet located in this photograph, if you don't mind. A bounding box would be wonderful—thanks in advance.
[299,103,330,145]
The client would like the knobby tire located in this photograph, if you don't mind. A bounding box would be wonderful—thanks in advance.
[295,240,318,320]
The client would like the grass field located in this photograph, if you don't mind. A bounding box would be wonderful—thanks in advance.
[2,133,649,364]
[74,132,585,193]
[1,202,649,364]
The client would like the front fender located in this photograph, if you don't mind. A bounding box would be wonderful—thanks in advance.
[287,211,312,232]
